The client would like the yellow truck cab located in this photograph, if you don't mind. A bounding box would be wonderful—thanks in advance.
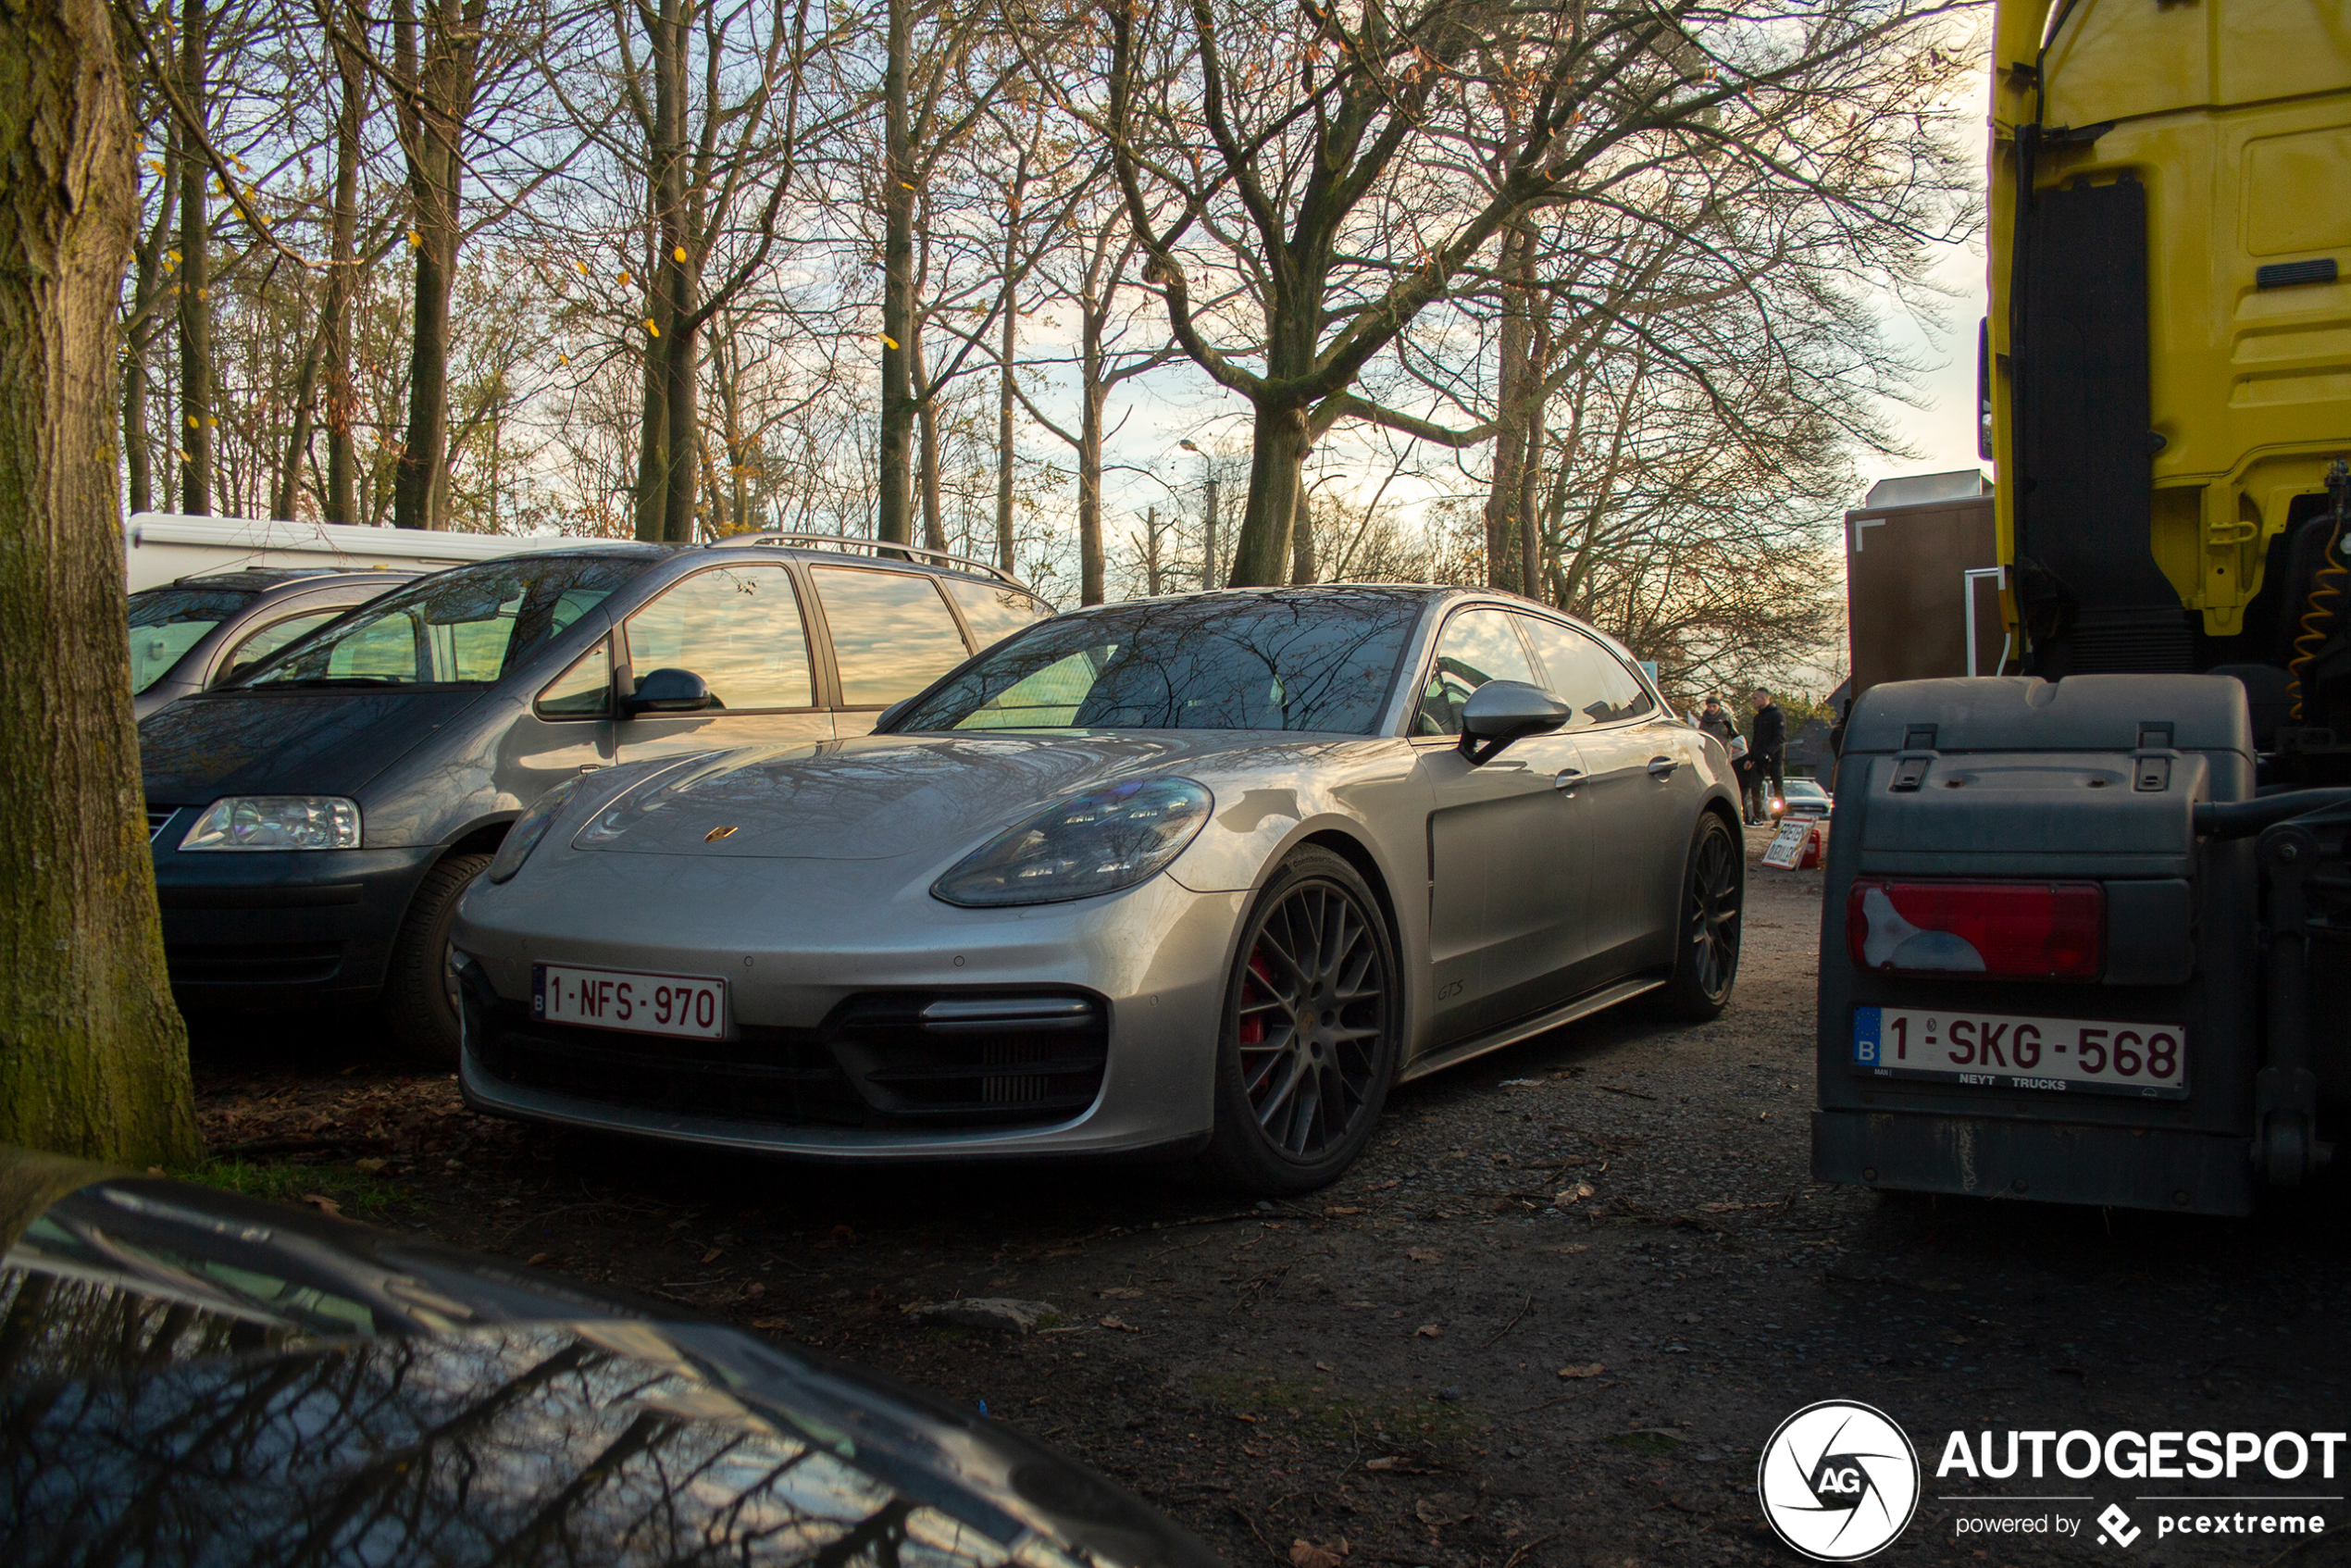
[1814,2,2351,1215]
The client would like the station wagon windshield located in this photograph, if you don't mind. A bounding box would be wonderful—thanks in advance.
[239,555,651,689]
[889,590,1424,735]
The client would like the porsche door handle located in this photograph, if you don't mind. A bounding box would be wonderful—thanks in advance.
[1552,768,1584,790]
[1646,756,1679,779]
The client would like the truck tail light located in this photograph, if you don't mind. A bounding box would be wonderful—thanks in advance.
[1846,879,2103,979]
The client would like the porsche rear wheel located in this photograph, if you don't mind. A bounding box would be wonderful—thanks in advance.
[1203,847,1400,1196]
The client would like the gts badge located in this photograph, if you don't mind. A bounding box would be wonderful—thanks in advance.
[1437,979,1464,1000]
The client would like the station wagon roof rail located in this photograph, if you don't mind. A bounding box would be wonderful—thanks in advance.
[706,531,1027,589]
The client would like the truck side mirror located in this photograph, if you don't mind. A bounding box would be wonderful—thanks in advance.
[1459,679,1572,765]
[622,667,715,716]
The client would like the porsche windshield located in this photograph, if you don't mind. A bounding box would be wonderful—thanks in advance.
[240,554,652,689]
[890,590,1426,734]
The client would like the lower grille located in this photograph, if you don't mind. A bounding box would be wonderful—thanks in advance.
[470,1002,865,1127]
[166,941,344,986]
[469,989,1110,1131]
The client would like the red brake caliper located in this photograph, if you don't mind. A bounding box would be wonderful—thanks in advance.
[1238,950,1275,1048]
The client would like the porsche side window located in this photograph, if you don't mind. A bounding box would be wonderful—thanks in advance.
[1519,617,1655,728]
[815,567,972,706]
[1414,609,1540,736]
[952,647,1105,729]
[535,638,612,718]
[626,566,814,711]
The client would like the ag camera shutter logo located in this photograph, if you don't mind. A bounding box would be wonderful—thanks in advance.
[1758,1400,1922,1561]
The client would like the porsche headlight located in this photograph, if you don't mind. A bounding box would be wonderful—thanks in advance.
[485,776,588,884]
[931,778,1213,907]
[179,796,360,852]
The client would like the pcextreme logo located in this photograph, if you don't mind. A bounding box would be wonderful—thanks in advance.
[1758,1400,1922,1562]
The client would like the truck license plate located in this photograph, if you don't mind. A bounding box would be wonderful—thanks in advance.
[533,963,726,1039]
[1851,1006,2185,1099]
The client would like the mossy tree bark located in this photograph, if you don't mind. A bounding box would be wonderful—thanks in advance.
[0,0,202,1165]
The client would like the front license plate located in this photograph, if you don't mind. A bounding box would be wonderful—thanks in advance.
[1851,1006,2186,1099]
[532,963,726,1039]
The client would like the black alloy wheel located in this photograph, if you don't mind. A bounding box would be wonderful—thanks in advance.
[1657,812,1741,1020]
[1204,847,1399,1194]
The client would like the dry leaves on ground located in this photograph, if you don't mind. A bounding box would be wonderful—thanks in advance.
[1558,1363,1605,1379]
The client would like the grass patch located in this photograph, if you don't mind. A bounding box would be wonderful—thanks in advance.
[1603,1430,1682,1455]
[1186,1368,1484,1443]
[173,1157,416,1221]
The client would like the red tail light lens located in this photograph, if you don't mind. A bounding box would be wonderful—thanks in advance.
[1846,879,2103,979]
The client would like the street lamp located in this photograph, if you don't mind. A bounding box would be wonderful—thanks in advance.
[1177,441,1216,590]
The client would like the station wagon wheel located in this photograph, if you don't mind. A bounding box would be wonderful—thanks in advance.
[1205,846,1400,1195]
[1656,813,1741,1021]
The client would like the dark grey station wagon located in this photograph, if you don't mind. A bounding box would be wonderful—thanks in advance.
[139,535,1049,1060]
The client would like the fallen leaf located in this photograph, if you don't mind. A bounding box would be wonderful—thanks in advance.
[743,1282,765,1298]
[301,1194,342,1218]
[1407,1249,1439,1263]
[751,1316,790,1330]
[1235,1412,1259,1424]
[1098,1287,1146,1299]
[146,1165,167,1177]
[526,1251,554,1266]
[1325,1205,1364,1216]
[1099,1314,1140,1333]
[1314,1361,1334,1372]
[1364,1457,1403,1472]
[1414,1324,1442,1338]
[1290,1537,1350,1568]
[353,1157,388,1174]
[1415,1493,1474,1526]
[1557,1363,1605,1379]
[1556,1183,1596,1205]
[702,1247,726,1264]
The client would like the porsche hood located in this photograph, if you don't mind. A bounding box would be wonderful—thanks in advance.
[571,732,1340,863]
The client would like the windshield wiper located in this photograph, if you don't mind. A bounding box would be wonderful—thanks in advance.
[245,676,413,690]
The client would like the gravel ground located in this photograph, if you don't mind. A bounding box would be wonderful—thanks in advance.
[188,827,2351,1567]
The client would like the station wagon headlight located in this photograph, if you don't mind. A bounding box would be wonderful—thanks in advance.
[179,796,360,852]
[931,778,1213,907]
[485,776,588,884]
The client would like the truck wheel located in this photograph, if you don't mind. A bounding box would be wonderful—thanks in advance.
[387,852,491,1065]
[1202,847,1401,1196]
[1655,813,1741,1021]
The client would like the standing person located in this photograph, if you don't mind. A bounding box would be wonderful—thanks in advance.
[1747,687,1786,825]
[1698,693,1738,750]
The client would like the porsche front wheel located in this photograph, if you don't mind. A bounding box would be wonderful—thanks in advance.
[1203,847,1401,1196]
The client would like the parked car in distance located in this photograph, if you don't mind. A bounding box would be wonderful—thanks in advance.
[140,534,1051,1063]
[1777,778,1831,821]
[131,567,419,721]
[454,586,1746,1195]
[0,1145,1215,1568]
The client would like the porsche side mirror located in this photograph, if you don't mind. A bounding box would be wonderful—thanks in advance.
[622,667,715,716]
[1459,679,1571,765]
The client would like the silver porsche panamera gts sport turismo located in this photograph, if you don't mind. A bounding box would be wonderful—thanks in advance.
[452,587,1747,1193]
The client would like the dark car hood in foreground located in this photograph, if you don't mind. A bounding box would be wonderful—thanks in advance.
[578,731,1358,863]
[0,1152,1216,1568]
[139,686,488,803]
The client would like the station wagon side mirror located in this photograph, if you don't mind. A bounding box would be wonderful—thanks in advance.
[622,667,715,716]
[1459,679,1571,765]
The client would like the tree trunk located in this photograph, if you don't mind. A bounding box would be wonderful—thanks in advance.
[994,278,1015,573]
[0,0,202,1164]
[270,319,326,520]
[1482,226,1534,593]
[392,0,481,531]
[121,142,172,517]
[175,0,209,515]
[874,0,914,546]
[1227,403,1305,586]
[909,310,945,552]
[1291,489,1316,583]
[323,4,362,524]
[1076,380,1104,604]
